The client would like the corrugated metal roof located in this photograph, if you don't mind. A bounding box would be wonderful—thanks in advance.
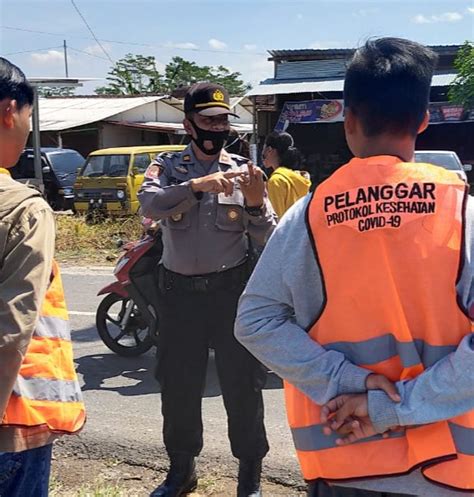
[276,60,346,80]
[268,45,462,60]
[38,96,164,131]
[107,120,253,134]
[246,73,458,97]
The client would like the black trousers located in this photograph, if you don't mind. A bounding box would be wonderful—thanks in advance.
[155,270,269,460]
[308,481,416,497]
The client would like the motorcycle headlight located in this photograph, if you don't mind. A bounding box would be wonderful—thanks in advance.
[117,190,126,200]
[63,187,73,195]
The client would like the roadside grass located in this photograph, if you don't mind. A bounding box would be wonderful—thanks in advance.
[50,479,123,497]
[55,214,143,265]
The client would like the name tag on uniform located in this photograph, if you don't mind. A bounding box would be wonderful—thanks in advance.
[217,189,244,206]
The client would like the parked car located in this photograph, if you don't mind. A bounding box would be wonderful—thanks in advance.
[10,148,85,210]
[414,150,472,183]
[74,145,186,217]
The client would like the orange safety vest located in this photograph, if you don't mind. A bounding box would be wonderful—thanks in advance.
[0,186,85,433]
[285,156,474,490]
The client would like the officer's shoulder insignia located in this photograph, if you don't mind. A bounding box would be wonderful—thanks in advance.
[182,154,192,162]
[157,151,179,161]
[145,161,165,179]
[174,165,188,174]
[228,153,249,167]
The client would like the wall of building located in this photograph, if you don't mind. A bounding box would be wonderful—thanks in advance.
[112,100,184,123]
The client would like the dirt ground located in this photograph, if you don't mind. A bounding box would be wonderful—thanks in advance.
[51,454,306,497]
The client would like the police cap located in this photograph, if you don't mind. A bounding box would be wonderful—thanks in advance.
[184,82,239,117]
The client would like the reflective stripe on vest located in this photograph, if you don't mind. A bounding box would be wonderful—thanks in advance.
[285,156,474,490]
[2,261,85,434]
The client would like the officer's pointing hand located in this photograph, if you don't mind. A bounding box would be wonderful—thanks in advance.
[190,171,245,196]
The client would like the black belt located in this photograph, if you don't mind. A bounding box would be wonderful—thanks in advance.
[159,260,251,293]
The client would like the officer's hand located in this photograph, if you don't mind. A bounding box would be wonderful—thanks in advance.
[190,171,244,196]
[239,162,265,207]
[365,374,401,402]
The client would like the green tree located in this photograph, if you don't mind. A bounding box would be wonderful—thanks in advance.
[164,56,249,95]
[449,41,474,108]
[95,54,165,95]
[95,54,249,96]
[37,86,75,97]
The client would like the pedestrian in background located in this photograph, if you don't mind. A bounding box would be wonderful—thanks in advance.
[226,127,251,158]
[262,131,311,218]
[0,57,85,497]
[139,82,276,497]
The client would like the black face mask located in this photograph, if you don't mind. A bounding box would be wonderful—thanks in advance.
[189,119,230,156]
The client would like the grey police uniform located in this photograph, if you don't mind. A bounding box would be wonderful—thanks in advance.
[138,144,275,462]
[139,145,275,275]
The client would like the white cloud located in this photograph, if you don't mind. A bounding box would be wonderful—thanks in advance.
[412,14,431,24]
[30,50,64,64]
[208,38,227,50]
[411,11,463,24]
[468,7,474,14]
[83,43,113,57]
[164,41,199,50]
[296,13,303,20]
[244,44,257,51]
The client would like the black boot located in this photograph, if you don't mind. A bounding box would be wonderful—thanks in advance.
[237,459,262,497]
[150,455,198,497]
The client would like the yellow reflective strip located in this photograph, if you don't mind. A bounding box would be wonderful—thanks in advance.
[194,102,230,109]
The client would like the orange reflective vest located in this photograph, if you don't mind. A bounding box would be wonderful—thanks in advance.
[2,259,85,434]
[285,156,474,490]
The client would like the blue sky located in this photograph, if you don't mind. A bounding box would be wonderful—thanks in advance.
[1,0,473,94]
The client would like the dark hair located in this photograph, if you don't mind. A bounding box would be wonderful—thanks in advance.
[0,58,34,109]
[225,128,250,158]
[344,38,437,137]
[265,131,302,169]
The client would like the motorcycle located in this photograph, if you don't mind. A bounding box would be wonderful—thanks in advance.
[96,228,163,357]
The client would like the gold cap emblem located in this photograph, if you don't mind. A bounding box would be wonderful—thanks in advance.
[213,89,225,102]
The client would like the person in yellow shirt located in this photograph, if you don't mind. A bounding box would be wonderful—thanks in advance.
[262,131,311,219]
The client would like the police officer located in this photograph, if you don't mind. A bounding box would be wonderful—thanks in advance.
[139,83,276,497]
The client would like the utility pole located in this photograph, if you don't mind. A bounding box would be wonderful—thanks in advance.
[63,40,69,77]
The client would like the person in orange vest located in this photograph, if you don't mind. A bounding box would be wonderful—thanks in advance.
[263,131,311,219]
[235,38,474,497]
[0,58,85,497]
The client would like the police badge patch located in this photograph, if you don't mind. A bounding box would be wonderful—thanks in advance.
[145,162,164,179]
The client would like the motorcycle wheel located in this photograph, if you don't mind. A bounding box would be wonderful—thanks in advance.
[96,293,154,357]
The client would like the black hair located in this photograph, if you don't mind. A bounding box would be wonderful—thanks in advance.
[225,128,250,158]
[265,131,302,169]
[344,37,438,137]
[0,58,34,109]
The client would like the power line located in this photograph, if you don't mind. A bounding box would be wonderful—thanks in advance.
[1,25,267,56]
[68,46,110,61]
[69,0,114,63]
[3,46,62,56]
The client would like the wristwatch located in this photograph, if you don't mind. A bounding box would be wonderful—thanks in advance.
[245,204,264,217]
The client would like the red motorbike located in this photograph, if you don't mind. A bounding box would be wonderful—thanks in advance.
[96,229,163,357]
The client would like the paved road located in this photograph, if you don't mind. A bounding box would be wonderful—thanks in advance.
[61,266,303,488]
